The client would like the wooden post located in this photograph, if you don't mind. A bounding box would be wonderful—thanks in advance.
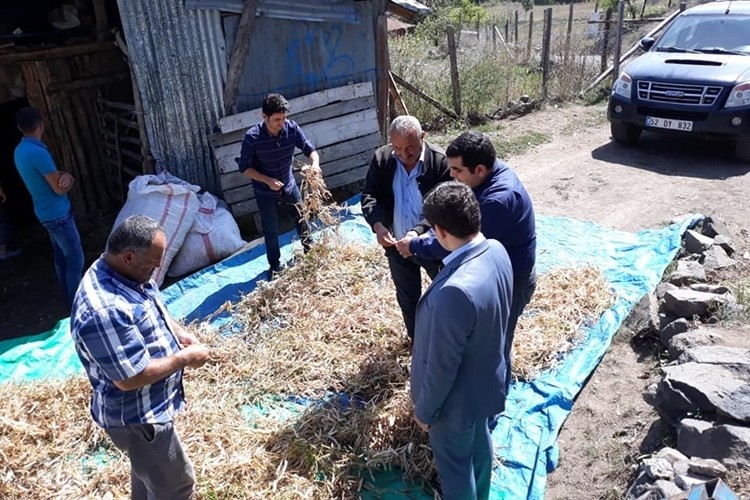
[668,0,672,8]
[565,2,574,64]
[447,25,462,117]
[391,73,459,119]
[476,15,481,41]
[601,8,613,74]
[457,14,463,46]
[505,18,509,44]
[92,0,109,41]
[376,10,390,139]
[542,8,553,100]
[514,11,519,44]
[223,0,260,114]
[640,0,648,18]
[595,1,600,12]
[679,1,686,11]
[527,11,534,60]
[612,0,625,87]
[388,71,409,116]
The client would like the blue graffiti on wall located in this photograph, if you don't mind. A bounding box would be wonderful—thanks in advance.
[285,25,356,89]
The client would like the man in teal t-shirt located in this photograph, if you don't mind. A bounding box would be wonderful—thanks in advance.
[14,106,84,305]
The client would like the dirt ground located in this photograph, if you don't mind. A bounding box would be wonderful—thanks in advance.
[434,101,750,499]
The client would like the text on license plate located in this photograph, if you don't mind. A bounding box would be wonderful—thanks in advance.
[646,116,693,132]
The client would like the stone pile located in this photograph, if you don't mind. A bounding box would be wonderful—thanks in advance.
[622,217,749,499]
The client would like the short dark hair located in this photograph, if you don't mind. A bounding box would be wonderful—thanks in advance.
[16,106,43,133]
[423,181,481,239]
[262,93,289,116]
[107,215,164,256]
[445,131,497,173]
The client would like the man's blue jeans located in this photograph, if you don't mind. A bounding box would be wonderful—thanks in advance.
[255,185,310,272]
[41,210,84,305]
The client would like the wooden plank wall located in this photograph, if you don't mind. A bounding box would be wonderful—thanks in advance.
[211,82,381,218]
[18,45,132,219]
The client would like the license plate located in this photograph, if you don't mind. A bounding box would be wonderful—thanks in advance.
[646,116,693,132]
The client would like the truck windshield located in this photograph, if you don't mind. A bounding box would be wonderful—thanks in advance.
[655,15,750,54]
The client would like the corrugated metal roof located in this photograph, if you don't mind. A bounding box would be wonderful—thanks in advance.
[185,0,361,22]
[389,0,431,16]
[116,0,226,193]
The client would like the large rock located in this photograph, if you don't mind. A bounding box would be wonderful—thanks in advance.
[684,230,714,254]
[642,457,673,480]
[656,447,688,465]
[689,283,731,295]
[687,457,728,479]
[623,292,659,333]
[677,418,750,467]
[660,318,690,348]
[716,384,750,424]
[713,234,735,256]
[702,217,731,239]
[677,346,750,376]
[663,289,729,318]
[667,260,706,286]
[656,283,678,300]
[668,327,729,358]
[702,245,735,271]
[654,479,683,498]
[654,363,745,418]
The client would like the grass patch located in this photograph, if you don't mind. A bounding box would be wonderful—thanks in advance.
[493,131,552,159]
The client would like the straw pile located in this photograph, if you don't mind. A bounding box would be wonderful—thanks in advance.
[0,238,614,498]
[513,266,615,381]
[299,166,338,226]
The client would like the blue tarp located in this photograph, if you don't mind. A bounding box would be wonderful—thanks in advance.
[0,197,699,499]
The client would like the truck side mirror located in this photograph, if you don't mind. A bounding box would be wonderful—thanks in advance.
[640,37,655,51]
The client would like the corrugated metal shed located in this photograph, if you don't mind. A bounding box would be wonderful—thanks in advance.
[116,0,226,193]
[224,0,378,112]
[117,0,386,194]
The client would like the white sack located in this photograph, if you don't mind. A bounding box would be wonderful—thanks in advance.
[167,192,246,277]
[112,172,200,286]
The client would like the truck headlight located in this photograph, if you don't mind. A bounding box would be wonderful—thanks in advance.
[612,73,633,100]
[725,82,750,108]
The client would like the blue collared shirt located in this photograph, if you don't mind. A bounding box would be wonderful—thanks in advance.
[14,136,71,223]
[238,119,316,194]
[442,233,486,267]
[391,148,425,239]
[71,257,185,428]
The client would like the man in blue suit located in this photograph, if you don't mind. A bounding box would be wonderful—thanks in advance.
[411,181,514,500]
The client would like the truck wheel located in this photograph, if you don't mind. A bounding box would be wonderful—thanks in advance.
[610,121,642,146]
[735,137,750,163]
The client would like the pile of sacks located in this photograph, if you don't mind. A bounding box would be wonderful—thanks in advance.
[623,217,748,499]
[113,172,247,286]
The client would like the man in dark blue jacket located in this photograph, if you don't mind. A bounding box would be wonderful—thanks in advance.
[397,131,536,394]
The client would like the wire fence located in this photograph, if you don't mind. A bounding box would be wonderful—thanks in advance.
[388,0,705,127]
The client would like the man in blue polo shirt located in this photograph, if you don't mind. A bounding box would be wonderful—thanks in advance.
[14,106,84,305]
[238,93,321,280]
[72,215,211,500]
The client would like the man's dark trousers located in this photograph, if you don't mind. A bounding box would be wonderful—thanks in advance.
[385,247,440,339]
[255,185,311,272]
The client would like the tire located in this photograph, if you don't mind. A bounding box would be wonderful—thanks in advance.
[610,121,642,146]
[735,137,750,163]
